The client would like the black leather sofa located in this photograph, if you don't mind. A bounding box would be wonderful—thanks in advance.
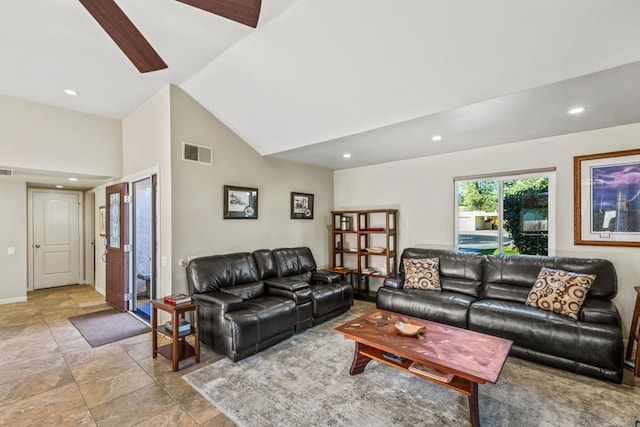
[186,247,353,361]
[377,248,624,383]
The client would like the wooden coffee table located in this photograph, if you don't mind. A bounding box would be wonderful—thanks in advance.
[335,310,512,427]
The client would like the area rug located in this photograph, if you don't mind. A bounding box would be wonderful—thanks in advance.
[183,313,640,427]
[69,308,150,347]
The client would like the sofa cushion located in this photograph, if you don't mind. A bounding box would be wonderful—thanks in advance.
[526,267,596,320]
[469,299,622,371]
[377,287,475,328]
[469,299,580,362]
[310,283,352,320]
[272,247,316,277]
[221,281,265,300]
[253,249,278,279]
[187,252,260,293]
[399,248,485,297]
[403,257,441,291]
[484,254,617,303]
[579,299,621,326]
[224,296,297,355]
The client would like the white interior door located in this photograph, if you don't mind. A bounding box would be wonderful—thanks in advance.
[32,190,82,289]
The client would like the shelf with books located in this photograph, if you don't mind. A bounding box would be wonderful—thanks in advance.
[163,293,191,305]
[161,318,192,338]
[161,325,194,338]
[330,209,397,300]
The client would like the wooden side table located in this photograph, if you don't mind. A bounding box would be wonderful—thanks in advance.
[151,299,200,372]
[325,267,354,284]
[625,286,640,377]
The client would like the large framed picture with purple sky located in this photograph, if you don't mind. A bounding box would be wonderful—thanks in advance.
[574,148,640,246]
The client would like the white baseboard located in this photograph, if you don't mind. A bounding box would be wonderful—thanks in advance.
[0,296,28,305]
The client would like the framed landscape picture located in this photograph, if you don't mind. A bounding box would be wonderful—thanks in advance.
[291,192,314,219]
[574,148,640,246]
[224,185,258,219]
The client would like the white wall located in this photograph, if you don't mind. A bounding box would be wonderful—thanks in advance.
[95,86,173,299]
[0,95,121,303]
[169,86,334,294]
[0,180,28,303]
[0,94,121,177]
[335,122,640,336]
[91,185,107,295]
[83,192,94,285]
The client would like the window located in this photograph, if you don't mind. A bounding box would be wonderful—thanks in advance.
[455,170,555,255]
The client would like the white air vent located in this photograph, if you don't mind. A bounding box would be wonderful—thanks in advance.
[0,168,14,176]
[182,142,213,166]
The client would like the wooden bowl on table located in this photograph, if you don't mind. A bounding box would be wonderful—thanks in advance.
[394,321,426,337]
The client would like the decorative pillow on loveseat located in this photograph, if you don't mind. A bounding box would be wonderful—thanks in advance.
[403,258,441,291]
[526,267,596,319]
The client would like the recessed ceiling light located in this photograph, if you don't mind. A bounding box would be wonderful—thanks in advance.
[343,153,351,159]
[568,106,586,115]
[431,135,443,142]
[68,177,78,181]
[64,89,78,96]
[55,185,64,189]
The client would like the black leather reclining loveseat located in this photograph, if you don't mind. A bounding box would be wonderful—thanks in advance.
[186,247,353,361]
[377,248,624,383]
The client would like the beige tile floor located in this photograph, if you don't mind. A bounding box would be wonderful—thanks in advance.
[0,284,375,426]
[0,284,234,426]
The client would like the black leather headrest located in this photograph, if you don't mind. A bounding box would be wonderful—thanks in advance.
[253,249,278,279]
[400,248,485,281]
[186,252,260,294]
[272,247,317,277]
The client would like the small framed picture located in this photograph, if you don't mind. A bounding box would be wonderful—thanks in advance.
[224,185,258,219]
[291,192,314,219]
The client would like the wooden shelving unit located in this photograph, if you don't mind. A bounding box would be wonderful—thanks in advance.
[331,209,398,299]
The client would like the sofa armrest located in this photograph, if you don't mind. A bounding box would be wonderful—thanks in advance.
[264,278,312,304]
[264,278,310,292]
[192,291,243,313]
[383,274,403,289]
[311,270,341,284]
[579,299,621,327]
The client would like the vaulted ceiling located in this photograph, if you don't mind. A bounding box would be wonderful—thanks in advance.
[2,0,640,172]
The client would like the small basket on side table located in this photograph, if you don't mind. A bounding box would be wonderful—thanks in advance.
[151,298,200,372]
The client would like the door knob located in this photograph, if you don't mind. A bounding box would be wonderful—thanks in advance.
[34,244,41,248]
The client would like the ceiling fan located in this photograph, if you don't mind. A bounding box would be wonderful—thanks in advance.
[78,0,261,73]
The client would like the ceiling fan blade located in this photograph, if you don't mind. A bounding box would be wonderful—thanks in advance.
[177,0,261,28]
[79,0,167,73]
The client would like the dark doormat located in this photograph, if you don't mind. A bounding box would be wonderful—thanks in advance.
[69,308,150,347]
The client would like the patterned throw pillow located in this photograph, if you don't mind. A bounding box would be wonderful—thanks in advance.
[526,267,596,320]
[403,258,441,291]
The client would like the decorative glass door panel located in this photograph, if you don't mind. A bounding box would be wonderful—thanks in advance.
[105,183,128,311]
[109,192,121,248]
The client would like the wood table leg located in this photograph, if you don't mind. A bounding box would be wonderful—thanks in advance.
[625,287,640,377]
[468,382,480,427]
[172,314,179,372]
[151,306,158,358]
[349,342,372,375]
[194,307,200,363]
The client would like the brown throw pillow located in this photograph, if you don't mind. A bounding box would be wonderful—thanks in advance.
[403,258,441,291]
[526,267,596,320]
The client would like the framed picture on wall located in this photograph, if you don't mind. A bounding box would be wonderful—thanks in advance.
[574,148,640,246]
[291,192,314,219]
[224,185,258,219]
[98,206,106,236]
